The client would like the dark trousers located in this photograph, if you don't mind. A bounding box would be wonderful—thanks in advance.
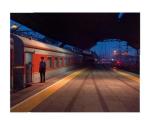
[40,71,45,82]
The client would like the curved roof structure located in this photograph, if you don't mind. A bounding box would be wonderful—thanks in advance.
[11,13,140,49]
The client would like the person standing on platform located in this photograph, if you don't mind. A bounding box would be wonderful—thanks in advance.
[39,57,46,83]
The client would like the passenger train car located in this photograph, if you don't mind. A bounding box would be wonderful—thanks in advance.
[11,34,83,91]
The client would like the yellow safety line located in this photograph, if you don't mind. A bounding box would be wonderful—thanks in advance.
[113,69,139,83]
[11,69,86,112]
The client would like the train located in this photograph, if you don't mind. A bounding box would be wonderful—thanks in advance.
[11,34,83,91]
[112,55,139,73]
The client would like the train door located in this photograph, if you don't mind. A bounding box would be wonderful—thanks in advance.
[10,38,14,91]
[25,53,32,84]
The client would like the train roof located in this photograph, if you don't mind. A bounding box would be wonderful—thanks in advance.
[11,34,73,54]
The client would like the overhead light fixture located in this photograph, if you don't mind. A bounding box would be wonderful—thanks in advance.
[11,24,18,30]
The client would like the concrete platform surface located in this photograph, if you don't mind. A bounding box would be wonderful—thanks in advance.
[11,68,140,112]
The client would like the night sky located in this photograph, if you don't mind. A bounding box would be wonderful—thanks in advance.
[11,13,140,49]
[11,14,138,59]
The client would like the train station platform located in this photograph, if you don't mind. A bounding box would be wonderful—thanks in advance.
[11,67,139,112]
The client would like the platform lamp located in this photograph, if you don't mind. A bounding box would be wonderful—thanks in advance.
[11,24,19,33]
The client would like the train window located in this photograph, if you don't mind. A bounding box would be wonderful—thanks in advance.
[55,57,59,67]
[47,57,52,68]
[25,53,32,64]
[65,57,70,65]
[59,57,63,66]
[63,58,66,66]
[65,57,68,65]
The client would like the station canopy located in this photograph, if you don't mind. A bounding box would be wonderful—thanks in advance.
[11,13,140,49]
